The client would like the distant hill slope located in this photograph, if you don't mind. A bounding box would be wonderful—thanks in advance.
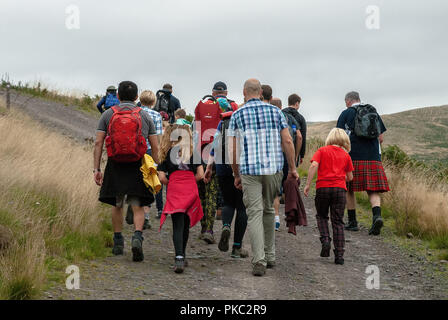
[307,104,448,162]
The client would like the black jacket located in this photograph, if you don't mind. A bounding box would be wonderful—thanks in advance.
[283,107,307,159]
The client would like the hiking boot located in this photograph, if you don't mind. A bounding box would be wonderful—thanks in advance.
[112,237,124,255]
[143,219,151,230]
[156,211,162,219]
[345,220,359,231]
[320,241,331,258]
[267,261,276,269]
[252,263,266,276]
[335,257,345,265]
[202,231,216,244]
[231,247,249,259]
[131,235,144,262]
[369,216,383,236]
[174,257,185,274]
[218,226,231,252]
[126,205,134,225]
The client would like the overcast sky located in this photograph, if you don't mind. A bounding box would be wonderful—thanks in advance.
[0,0,447,121]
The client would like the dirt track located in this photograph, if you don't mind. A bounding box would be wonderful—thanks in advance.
[3,89,447,300]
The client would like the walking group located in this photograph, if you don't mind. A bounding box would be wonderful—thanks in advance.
[93,79,389,276]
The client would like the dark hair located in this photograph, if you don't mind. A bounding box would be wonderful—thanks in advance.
[118,81,138,102]
[261,85,272,101]
[288,94,302,106]
[163,83,173,91]
[175,109,187,118]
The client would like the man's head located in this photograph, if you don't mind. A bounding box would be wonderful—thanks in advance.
[174,108,187,120]
[261,85,272,102]
[117,81,138,102]
[345,91,361,108]
[270,97,282,109]
[163,83,173,93]
[243,79,262,102]
[288,94,302,109]
[139,90,156,107]
[212,81,228,97]
[106,85,117,94]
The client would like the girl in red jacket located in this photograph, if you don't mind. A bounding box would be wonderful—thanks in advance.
[304,128,354,265]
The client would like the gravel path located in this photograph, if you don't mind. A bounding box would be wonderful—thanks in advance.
[3,90,447,300]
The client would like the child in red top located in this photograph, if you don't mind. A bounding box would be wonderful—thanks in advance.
[304,128,354,265]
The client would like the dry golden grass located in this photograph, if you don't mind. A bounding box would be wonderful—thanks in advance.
[0,106,108,299]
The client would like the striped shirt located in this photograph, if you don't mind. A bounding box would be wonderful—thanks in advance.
[141,106,163,151]
[227,98,288,176]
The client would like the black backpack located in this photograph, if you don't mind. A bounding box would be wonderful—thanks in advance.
[154,90,171,114]
[282,111,299,146]
[352,104,381,139]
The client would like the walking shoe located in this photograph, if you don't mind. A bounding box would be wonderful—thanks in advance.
[174,257,185,274]
[275,221,280,231]
[125,205,134,225]
[344,220,359,231]
[267,261,276,269]
[320,241,331,257]
[369,216,383,236]
[202,231,216,244]
[231,247,249,258]
[112,237,124,255]
[156,211,162,219]
[131,235,144,262]
[143,219,151,230]
[252,263,266,276]
[218,226,231,252]
[335,257,345,265]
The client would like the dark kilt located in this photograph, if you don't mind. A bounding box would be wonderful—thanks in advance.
[99,159,154,207]
[348,160,390,193]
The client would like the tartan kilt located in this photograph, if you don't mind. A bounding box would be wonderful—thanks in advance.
[348,160,390,193]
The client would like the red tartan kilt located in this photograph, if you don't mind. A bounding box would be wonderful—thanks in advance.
[348,160,390,193]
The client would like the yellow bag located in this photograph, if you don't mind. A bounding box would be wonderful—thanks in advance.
[140,154,162,195]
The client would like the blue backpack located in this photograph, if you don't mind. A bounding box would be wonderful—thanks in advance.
[104,93,120,110]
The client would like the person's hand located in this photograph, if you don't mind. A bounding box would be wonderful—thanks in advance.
[204,168,212,184]
[304,185,310,197]
[94,171,103,186]
[234,176,242,190]
[287,170,299,181]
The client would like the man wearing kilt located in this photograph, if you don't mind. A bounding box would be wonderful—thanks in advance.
[337,91,390,236]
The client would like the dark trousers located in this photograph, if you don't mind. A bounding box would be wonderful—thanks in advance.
[315,187,346,257]
[218,175,248,246]
[155,185,164,212]
[171,213,190,257]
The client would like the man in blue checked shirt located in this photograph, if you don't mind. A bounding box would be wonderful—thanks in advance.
[228,78,298,277]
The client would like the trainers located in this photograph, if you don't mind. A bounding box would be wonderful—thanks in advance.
[202,231,216,244]
[143,219,151,230]
[126,205,134,225]
[252,263,266,276]
[112,237,124,255]
[174,257,185,274]
[218,226,231,252]
[335,257,345,265]
[231,247,249,258]
[156,211,162,219]
[267,260,276,269]
[320,241,331,257]
[345,220,359,231]
[369,216,383,236]
[131,235,144,262]
[275,221,280,231]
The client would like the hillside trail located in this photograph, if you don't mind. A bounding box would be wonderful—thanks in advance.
[2,89,447,300]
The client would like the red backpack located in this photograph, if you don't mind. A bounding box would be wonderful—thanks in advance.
[105,106,147,162]
[194,95,222,149]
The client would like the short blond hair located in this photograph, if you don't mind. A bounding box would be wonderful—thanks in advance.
[325,128,351,152]
[140,90,156,107]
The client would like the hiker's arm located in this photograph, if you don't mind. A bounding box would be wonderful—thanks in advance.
[204,155,215,183]
[96,97,105,113]
[195,164,204,182]
[93,131,106,186]
[346,171,353,182]
[281,128,298,180]
[304,161,319,197]
[295,130,302,165]
[148,135,159,164]
[379,133,384,144]
[230,136,242,190]
[158,171,169,185]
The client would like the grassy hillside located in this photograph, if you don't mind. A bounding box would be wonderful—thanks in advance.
[0,104,112,299]
[307,105,448,162]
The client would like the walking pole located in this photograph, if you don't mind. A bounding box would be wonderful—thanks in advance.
[6,82,10,110]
